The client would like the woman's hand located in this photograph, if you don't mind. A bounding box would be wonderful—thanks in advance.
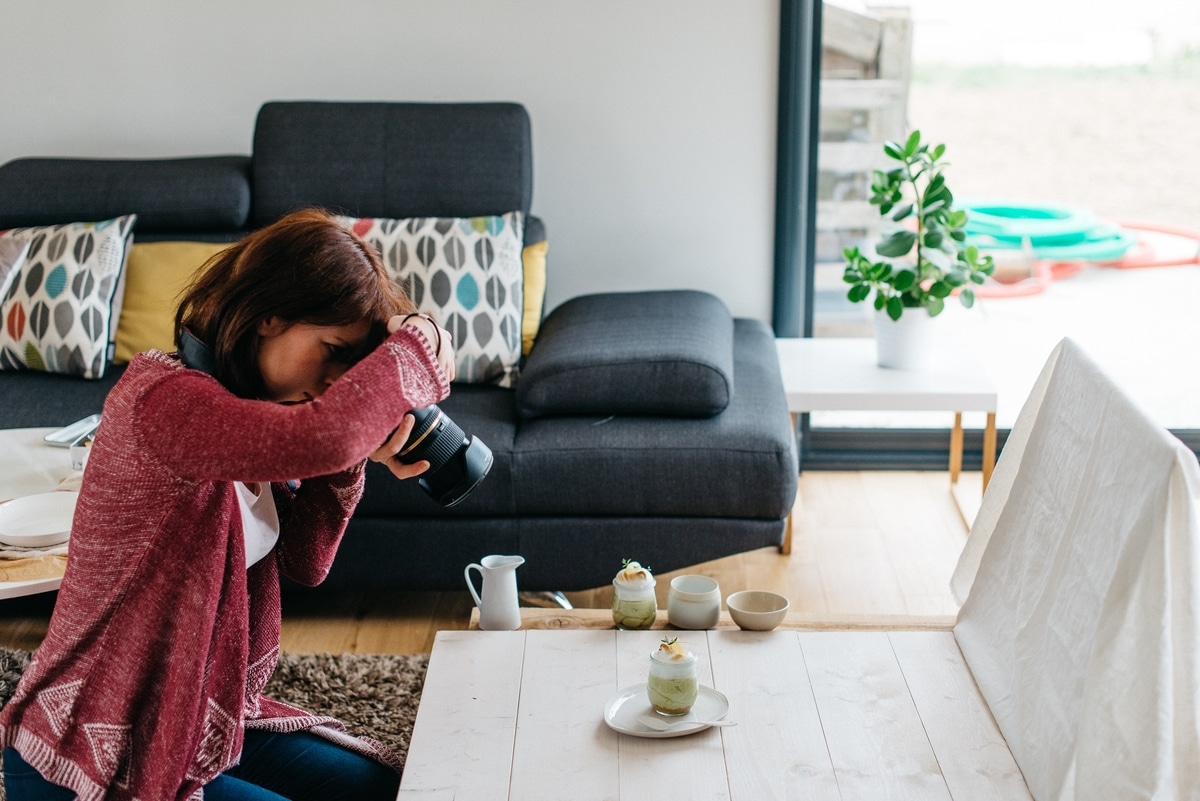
[369,413,430,481]
[389,313,456,382]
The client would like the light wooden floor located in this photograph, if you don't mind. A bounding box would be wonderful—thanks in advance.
[0,471,976,656]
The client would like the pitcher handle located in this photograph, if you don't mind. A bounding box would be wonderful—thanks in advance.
[464,562,484,609]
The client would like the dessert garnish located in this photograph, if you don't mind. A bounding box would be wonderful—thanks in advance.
[616,558,652,583]
[658,637,690,661]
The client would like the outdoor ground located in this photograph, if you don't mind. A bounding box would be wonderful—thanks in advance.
[910,60,1200,231]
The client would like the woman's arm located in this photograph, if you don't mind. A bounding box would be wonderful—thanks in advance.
[269,412,422,584]
[133,327,449,483]
[269,467,364,586]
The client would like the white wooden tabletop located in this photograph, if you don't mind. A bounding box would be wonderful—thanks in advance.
[0,427,70,503]
[0,427,69,598]
[775,338,998,413]
[398,628,1032,801]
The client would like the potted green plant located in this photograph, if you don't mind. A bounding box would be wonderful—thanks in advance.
[842,130,995,368]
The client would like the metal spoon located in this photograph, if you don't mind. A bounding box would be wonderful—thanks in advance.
[637,714,737,731]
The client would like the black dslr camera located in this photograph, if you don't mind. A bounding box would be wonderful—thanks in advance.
[396,405,492,507]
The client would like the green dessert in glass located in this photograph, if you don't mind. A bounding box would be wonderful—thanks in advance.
[647,638,698,715]
[612,559,657,630]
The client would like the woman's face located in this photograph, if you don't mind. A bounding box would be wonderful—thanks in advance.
[256,317,371,403]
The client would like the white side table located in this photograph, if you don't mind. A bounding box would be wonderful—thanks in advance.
[776,338,998,552]
[0,427,72,599]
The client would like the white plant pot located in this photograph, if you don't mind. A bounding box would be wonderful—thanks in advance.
[873,307,937,370]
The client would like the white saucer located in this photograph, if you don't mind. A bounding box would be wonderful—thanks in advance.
[603,683,729,738]
[0,491,78,548]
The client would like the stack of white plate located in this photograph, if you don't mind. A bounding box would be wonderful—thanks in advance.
[0,491,78,548]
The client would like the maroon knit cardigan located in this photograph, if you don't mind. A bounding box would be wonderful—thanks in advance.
[0,327,448,800]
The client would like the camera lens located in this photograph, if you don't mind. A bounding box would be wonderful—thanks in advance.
[396,405,493,507]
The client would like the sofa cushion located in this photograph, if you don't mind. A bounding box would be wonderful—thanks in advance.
[0,157,251,233]
[0,365,125,428]
[513,318,796,518]
[516,290,735,419]
[521,215,548,356]
[0,215,136,378]
[113,241,230,363]
[344,213,525,387]
[252,102,533,226]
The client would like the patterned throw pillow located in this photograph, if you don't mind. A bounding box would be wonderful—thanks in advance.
[0,215,136,379]
[345,213,525,387]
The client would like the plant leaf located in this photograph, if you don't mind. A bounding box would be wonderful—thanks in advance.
[927,297,945,317]
[876,230,917,258]
[891,203,913,222]
[886,296,903,320]
[929,281,952,298]
[903,130,921,158]
[847,284,871,302]
[883,140,905,161]
[892,269,916,291]
[960,288,976,308]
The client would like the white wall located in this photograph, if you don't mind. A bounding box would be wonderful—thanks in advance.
[1,0,780,320]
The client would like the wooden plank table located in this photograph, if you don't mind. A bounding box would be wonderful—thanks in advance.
[471,607,958,632]
[400,614,1031,800]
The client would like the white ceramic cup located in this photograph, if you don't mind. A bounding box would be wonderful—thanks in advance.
[667,574,721,630]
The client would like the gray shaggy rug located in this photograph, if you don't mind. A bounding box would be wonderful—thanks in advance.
[0,646,428,797]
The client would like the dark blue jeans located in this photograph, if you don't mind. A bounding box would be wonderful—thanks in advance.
[3,730,399,800]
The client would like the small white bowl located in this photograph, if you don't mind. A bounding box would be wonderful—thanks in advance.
[667,574,721,630]
[725,590,790,631]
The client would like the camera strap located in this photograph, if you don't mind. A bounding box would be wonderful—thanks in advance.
[179,328,217,376]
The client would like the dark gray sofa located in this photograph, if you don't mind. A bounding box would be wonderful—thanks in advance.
[0,101,797,592]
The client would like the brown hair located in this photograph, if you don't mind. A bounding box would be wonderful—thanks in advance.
[175,208,413,398]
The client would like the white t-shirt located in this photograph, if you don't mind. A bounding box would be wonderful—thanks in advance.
[234,481,280,568]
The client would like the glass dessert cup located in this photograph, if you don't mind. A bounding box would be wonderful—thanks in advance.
[647,646,698,715]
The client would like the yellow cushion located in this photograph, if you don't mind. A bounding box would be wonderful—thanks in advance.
[114,241,228,363]
[521,239,548,355]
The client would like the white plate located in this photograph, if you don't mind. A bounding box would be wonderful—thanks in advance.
[603,683,730,738]
[0,491,78,548]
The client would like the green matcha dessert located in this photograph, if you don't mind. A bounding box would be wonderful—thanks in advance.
[647,637,698,715]
[612,559,657,630]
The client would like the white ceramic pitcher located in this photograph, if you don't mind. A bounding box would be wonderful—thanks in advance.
[464,554,525,631]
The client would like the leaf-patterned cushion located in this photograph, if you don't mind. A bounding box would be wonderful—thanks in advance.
[343,213,524,387]
[0,215,136,379]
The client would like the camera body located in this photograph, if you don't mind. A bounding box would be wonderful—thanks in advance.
[396,405,493,507]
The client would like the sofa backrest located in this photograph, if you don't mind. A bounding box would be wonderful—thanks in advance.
[0,156,251,241]
[250,101,533,226]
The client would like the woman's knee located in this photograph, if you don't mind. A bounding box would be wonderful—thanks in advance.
[232,730,399,801]
[3,747,77,801]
